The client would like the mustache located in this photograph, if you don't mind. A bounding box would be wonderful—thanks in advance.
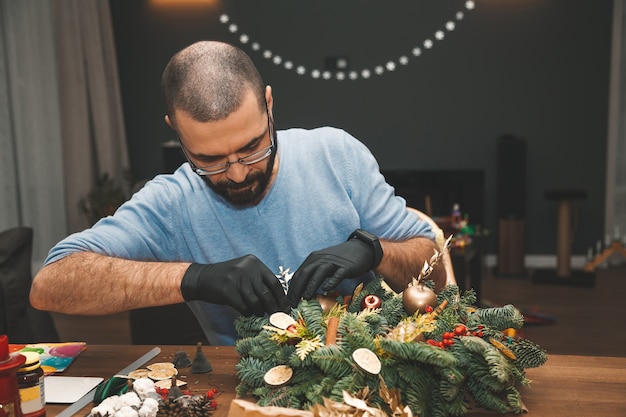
[216,176,259,190]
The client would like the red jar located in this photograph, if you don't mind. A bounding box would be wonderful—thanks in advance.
[0,334,26,417]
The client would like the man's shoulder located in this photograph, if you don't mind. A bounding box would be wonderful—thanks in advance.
[280,126,346,138]
[132,165,204,200]
[279,126,362,150]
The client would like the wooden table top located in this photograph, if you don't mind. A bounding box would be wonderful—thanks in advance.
[46,345,626,417]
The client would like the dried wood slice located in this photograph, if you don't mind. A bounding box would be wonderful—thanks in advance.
[268,312,297,330]
[127,368,150,379]
[148,368,178,380]
[263,365,293,387]
[155,378,187,389]
[147,362,175,371]
[352,348,381,375]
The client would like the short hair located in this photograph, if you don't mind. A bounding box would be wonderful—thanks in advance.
[161,41,266,126]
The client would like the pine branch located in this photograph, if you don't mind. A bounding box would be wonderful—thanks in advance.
[234,315,268,338]
[511,338,548,369]
[299,300,325,337]
[402,374,435,417]
[459,336,514,384]
[469,304,524,330]
[378,338,457,368]
[505,386,525,414]
[380,295,407,327]
[235,357,272,389]
[311,345,353,378]
[465,378,511,414]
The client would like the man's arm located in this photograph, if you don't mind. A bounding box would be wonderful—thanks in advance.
[30,252,189,315]
[377,237,447,294]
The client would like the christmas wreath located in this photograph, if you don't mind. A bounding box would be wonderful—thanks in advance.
[236,268,547,417]
[234,266,547,416]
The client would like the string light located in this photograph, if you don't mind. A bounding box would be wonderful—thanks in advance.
[219,1,475,81]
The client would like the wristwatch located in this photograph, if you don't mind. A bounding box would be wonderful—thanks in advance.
[348,229,384,269]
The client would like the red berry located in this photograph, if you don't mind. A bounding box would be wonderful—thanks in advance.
[425,305,434,313]
[454,325,467,336]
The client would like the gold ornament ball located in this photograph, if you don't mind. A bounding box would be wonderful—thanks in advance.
[402,283,437,315]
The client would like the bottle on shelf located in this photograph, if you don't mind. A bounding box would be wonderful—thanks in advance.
[451,203,461,228]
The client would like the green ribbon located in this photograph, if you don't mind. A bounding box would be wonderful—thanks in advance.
[93,377,131,405]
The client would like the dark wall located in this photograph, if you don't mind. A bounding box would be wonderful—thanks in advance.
[109,0,612,256]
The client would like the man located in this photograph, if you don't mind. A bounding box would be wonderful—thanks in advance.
[30,41,445,345]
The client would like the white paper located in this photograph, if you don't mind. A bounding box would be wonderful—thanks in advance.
[44,376,104,403]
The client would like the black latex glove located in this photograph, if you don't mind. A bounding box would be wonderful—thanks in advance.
[180,255,288,317]
[287,238,377,307]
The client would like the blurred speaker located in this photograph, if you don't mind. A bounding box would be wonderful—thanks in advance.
[497,219,525,276]
[496,135,526,277]
[496,135,526,219]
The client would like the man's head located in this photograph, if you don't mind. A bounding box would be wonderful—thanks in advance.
[162,40,266,126]
[162,41,277,207]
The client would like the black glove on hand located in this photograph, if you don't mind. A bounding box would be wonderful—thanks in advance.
[180,255,288,317]
[287,233,382,307]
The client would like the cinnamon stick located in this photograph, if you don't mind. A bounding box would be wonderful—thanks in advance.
[430,299,449,319]
[325,316,339,345]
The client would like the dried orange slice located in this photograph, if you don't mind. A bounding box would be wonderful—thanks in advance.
[352,348,381,375]
[263,365,293,387]
[147,362,175,371]
[127,368,150,379]
[268,312,296,330]
[148,368,178,380]
[155,378,187,389]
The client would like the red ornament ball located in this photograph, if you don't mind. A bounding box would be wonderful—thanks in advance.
[360,294,382,310]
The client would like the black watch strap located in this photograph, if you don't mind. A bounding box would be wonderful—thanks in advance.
[348,229,383,269]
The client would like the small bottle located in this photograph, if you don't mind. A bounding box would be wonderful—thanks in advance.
[451,203,462,228]
[17,352,46,417]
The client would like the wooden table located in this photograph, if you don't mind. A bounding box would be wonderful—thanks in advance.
[46,345,626,417]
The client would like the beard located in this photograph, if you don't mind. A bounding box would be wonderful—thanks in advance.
[203,148,277,207]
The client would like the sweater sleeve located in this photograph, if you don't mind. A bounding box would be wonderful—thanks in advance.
[43,174,182,265]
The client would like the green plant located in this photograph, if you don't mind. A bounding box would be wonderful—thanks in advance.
[78,172,131,225]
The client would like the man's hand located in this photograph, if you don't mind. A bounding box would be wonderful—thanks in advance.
[287,238,379,307]
[180,255,288,316]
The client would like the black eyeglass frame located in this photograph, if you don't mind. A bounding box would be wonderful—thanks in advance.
[178,108,275,177]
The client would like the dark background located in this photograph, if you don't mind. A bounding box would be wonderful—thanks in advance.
[108,0,612,256]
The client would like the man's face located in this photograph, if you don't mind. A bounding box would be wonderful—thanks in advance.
[201,121,276,206]
[174,89,278,207]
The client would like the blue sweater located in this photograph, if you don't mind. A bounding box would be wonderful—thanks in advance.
[45,127,434,345]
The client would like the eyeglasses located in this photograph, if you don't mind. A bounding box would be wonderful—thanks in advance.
[180,116,275,177]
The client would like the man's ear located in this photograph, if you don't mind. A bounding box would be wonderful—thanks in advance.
[165,115,173,128]
[265,85,274,117]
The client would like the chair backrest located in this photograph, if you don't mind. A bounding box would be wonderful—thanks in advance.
[407,208,457,286]
[0,227,58,343]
